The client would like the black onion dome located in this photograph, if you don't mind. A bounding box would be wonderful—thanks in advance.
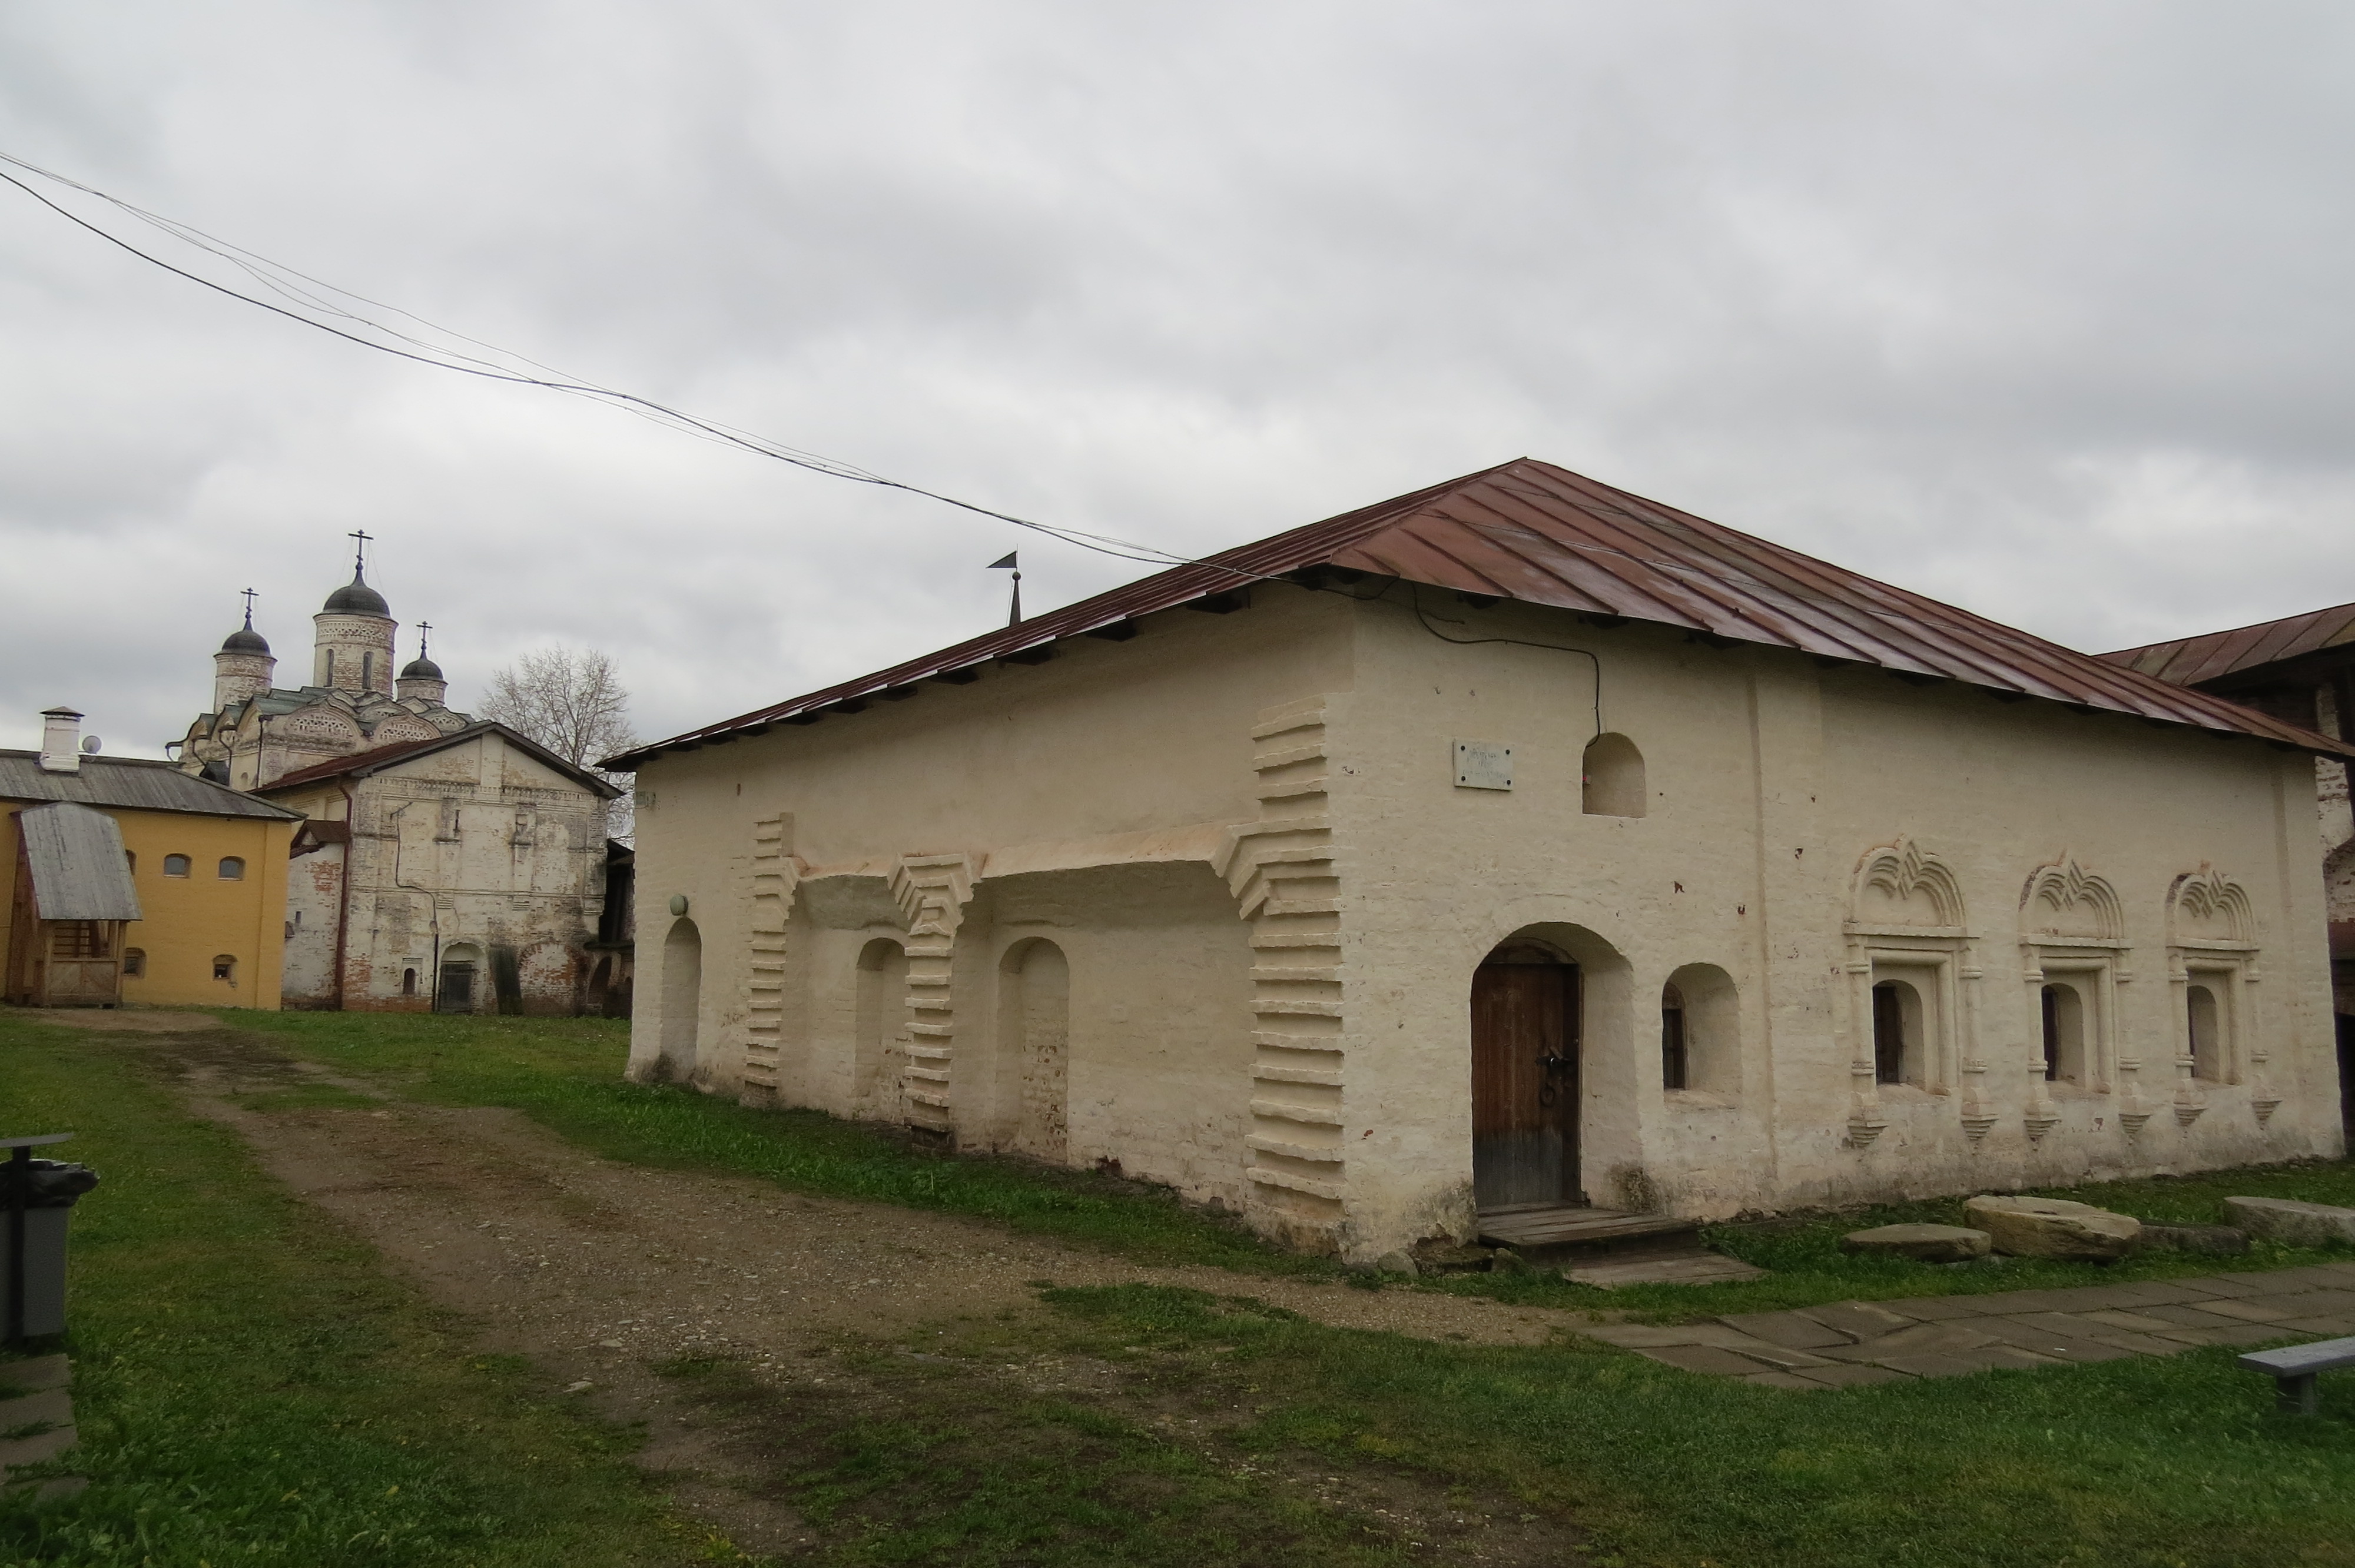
[400,656,445,680]
[322,570,390,615]
[220,626,271,655]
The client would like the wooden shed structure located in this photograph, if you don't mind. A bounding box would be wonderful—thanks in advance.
[4,801,142,1008]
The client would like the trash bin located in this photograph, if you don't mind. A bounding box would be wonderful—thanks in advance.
[4,1137,99,1343]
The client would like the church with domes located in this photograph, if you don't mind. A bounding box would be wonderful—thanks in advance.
[180,555,473,792]
[178,550,624,1016]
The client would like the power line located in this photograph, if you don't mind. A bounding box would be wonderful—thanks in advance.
[0,150,1273,580]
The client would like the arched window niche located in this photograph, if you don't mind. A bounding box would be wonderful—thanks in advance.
[2185,982,2225,1082]
[2041,982,2091,1087]
[658,918,703,1083]
[997,937,1070,1163]
[1871,978,1926,1086]
[1581,733,1647,818]
[855,936,910,1109]
[1660,964,1739,1100]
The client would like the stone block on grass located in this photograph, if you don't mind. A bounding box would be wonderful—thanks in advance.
[1839,1222,1992,1263]
[2224,1197,2355,1248]
[1963,1195,2141,1261]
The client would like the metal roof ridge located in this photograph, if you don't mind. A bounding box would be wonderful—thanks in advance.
[608,457,2355,768]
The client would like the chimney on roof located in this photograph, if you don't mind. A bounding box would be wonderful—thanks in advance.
[38,707,83,774]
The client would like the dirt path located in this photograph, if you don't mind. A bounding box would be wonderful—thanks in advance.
[40,1012,1584,1560]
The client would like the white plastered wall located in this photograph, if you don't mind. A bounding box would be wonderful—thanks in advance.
[1336,596,2343,1256]
[626,582,2343,1261]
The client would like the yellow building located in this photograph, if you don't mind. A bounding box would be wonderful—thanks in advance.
[3,709,300,1009]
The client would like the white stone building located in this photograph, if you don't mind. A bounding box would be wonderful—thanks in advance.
[609,460,2351,1259]
[178,561,620,1013]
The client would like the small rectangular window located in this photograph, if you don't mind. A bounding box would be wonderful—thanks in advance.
[122,948,147,978]
[164,854,191,877]
[218,856,246,880]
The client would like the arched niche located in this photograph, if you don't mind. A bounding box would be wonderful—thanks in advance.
[999,937,1070,1162]
[2021,858,2122,942]
[1853,838,1966,929]
[1468,923,1633,1211]
[1661,962,1739,1097]
[1581,733,1647,818]
[855,936,910,1107]
[2168,866,2255,945]
[1871,975,1928,1086]
[438,941,483,1014]
[659,918,703,1081]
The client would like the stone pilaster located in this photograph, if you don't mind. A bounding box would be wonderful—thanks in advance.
[889,853,979,1135]
[737,815,800,1102]
[1215,697,1345,1247]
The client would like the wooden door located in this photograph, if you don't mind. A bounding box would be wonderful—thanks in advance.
[436,962,477,1013]
[1471,946,1581,1210]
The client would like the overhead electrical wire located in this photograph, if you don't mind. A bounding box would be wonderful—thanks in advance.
[0,150,1610,722]
[0,149,1267,578]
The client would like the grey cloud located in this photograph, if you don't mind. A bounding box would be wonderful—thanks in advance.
[4,1,2353,756]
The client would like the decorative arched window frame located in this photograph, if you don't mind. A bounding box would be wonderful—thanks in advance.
[2162,866,2267,1127]
[1843,838,1981,1147]
[2015,857,2131,1138]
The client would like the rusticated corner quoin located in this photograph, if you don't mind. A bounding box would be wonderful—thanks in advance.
[1212,697,1345,1245]
[738,813,803,1099]
[889,852,981,1134]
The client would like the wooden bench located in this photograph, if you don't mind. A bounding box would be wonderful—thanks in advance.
[2238,1337,2355,1414]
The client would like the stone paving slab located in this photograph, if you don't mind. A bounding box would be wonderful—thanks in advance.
[1802,1300,1917,1340]
[1718,1310,1852,1350]
[0,1357,79,1500]
[0,1427,76,1473]
[0,1389,74,1431]
[1645,1344,1787,1376]
[0,1357,69,1394]
[1564,1253,1770,1288]
[2197,1297,2303,1323]
[1875,1294,1984,1321]
[1593,1262,2350,1390]
[2138,1302,2251,1328]
[2079,1308,2196,1335]
[1792,1363,1910,1387]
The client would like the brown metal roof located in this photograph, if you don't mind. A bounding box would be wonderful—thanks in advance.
[611,458,2355,767]
[2098,602,2355,688]
[260,722,622,797]
[0,752,303,820]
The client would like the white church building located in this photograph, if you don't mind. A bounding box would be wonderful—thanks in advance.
[178,553,621,1014]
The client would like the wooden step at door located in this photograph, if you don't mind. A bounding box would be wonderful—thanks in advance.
[1477,1204,1701,1260]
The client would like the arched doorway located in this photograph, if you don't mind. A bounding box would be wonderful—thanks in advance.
[436,942,483,1014]
[1000,938,1069,1162]
[1471,939,1581,1210]
[660,918,702,1079]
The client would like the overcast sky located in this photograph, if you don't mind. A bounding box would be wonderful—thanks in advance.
[5,2,2352,759]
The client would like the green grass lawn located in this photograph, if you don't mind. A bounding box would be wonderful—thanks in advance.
[221,1008,1329,1276]
[0,1011,733,1567]
[217,1006,2355,1322]
[9,1005,2355,1567]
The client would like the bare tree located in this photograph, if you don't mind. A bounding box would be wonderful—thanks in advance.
[477,646,641,840]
